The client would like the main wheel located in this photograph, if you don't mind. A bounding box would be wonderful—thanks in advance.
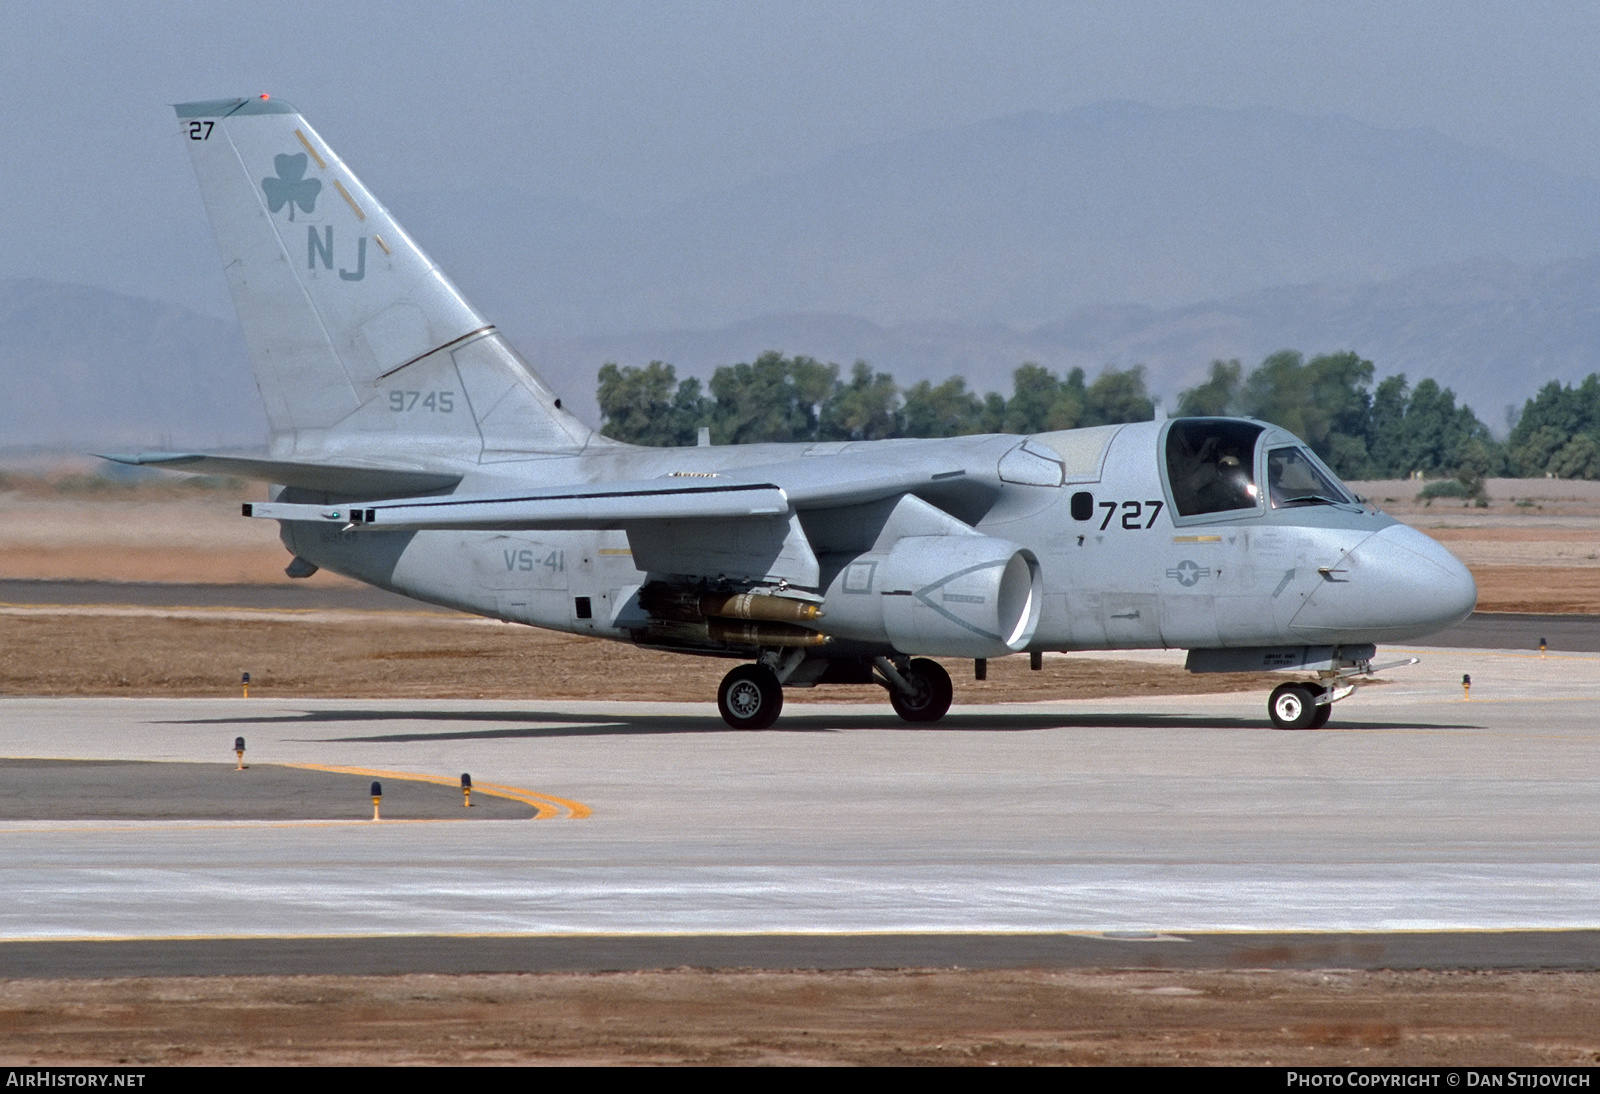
[717,664,784,729]
[1268,682,1318,730]
[1308,695,1334,729]
[889,658,954,724]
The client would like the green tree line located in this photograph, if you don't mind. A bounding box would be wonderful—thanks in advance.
[595,348,1600,481]
[1174,351,1499,483]
[1505,374,1600,479]
[596,351,1155,446]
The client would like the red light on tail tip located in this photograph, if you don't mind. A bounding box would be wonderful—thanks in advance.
[260,94,270,100]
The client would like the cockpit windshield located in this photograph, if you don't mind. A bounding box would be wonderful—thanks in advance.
[1165,420,1264,517]
[1267,446,1352,508]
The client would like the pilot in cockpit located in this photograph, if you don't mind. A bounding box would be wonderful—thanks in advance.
[1168,421,1264,517]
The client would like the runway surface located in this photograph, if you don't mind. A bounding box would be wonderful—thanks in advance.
[0,759,538,820]
[0,641,1596,974]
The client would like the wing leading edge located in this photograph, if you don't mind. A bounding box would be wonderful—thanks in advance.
[246,478,790,531]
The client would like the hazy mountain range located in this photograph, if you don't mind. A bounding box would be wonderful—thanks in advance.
[524,251,1600,432]
[415,101,1600,333]
[9,101,1600,451]
[0,279,261,451]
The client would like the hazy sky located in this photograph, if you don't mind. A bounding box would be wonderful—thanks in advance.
[8,1,1600,317]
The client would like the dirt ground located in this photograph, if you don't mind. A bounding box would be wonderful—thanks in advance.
[0,610,1288,701]
[1,969,1597,1066]
[3,472,1599,1066]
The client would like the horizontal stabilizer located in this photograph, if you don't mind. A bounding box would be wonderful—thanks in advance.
[246,477,789,531]
[98,452,462,496]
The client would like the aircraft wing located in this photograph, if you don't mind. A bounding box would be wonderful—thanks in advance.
[243,451,982,532]
[246,477,791,531]
[98,452,462,496]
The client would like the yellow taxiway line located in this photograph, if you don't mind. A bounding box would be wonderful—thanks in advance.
[284,762,591,819]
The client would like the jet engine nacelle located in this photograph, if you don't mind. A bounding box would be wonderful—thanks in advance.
[820,535,1042,658]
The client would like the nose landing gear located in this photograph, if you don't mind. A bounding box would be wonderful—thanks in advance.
[1268,682,1331,730]
[1265,655,1419,729]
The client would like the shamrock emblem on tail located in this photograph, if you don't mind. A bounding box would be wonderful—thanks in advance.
[261,153,321,220]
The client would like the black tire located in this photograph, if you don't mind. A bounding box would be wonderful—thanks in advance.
[1268,682,1317,730]
[1308,696,1333,729]
[717,664,783,729]
[889,658,954,723]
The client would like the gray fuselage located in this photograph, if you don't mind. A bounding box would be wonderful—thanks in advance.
[279,418,1477,661]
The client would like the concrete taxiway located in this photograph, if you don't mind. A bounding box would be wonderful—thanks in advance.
[0,642,1596,974]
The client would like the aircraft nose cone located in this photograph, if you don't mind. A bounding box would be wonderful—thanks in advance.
[1290,524,1477,643]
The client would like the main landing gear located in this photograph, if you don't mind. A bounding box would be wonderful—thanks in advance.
[714,655,955,729]
[876,657,953,724]
[717,663,784,730]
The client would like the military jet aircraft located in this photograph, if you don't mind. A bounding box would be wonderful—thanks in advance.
[108,97,1478,730]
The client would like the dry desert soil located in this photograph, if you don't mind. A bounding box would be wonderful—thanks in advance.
[2,969,1597,1067]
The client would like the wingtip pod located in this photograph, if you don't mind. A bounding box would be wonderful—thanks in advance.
[176,96,596,459]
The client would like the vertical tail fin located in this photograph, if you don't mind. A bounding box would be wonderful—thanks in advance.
[176,96,598,460]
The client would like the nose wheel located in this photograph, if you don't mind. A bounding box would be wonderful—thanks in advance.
[1268,682,1331,729]
[717,663,784,729]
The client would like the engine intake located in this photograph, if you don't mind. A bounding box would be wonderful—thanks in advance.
[819,535,1042,658]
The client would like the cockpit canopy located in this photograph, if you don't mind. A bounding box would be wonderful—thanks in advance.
[1264,444,1352,508]
[1164,418,1353,519]
[1166,419,1263,517]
